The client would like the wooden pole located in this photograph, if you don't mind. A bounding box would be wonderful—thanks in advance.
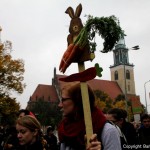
[78,62,93,147]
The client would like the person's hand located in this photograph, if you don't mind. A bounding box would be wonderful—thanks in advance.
[4,144,13,149]
[86,134,101,150]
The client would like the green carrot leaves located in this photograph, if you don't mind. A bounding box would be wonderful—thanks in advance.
[74,15,125,53]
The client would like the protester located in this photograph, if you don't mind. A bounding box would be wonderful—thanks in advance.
[137,113,150,145]
[2,109,36,150]
[58,83,121,150]
[16,115,47,150]
[18,109,35,118]
[107,108,137,145]
[131,121,141,131]
[44,126,58,150]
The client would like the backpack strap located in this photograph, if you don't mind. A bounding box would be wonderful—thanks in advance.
[108,120,128,149]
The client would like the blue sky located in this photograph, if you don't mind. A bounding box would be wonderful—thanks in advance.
[0,0,150,113]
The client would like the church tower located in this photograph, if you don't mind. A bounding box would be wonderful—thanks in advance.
[110,36,136,95]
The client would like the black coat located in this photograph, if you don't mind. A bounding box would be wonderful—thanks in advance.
[121,121,137,145]
[44,134,58,150]
[137,127,150,145]
[17,141,44,150]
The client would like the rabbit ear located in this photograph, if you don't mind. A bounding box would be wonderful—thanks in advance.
[75,3,82,17]
[65,7,75,19]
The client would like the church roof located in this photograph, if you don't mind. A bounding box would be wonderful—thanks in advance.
[56,75,123,100]
[88,79,123,100]
[30,84,58,102]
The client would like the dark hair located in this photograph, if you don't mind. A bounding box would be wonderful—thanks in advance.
[141,114,150,122]
[120,109,128,119]
[108,108,127,121]
[18,109,30,116]
[47,126,54,133]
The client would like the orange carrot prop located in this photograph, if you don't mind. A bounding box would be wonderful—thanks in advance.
[59,44,74,72]
[60,44,85,73]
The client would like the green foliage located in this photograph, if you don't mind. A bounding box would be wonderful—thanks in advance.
[94,90,109,101]
[0,95,20,125]
[75,15,125,53]
[94,90,113,112]
[28,99,62,126]
[0,39,23,125]
[0,41,25,97]
[115,94,125,102]
[94,91,134,120]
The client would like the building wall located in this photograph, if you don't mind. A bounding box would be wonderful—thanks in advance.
[110,65,136,95]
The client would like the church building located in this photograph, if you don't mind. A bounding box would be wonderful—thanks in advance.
[27,36,142,121]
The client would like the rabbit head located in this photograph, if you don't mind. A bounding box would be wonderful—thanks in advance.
[65,4,83,37]
[65,4,94,62]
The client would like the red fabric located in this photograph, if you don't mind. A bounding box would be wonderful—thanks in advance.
[29,111,36,117]
[58,107,106,146]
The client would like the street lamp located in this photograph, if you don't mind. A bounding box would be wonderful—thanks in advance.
[123,45,139,119]
[144,80,150,113]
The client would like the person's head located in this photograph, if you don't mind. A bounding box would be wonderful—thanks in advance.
[47,126,54,135]
[107,108,127,128]
[16,115,41,146]
[18,109,30,118]
[141,114,150,128]
[131,121,141,130]
[18,109,35,118]
[61,83,95,117]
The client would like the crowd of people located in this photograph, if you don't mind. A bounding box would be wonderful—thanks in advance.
[0,83,149,150]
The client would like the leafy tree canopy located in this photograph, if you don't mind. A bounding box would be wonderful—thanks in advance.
[0,40,25,97]
[94,90,113,112]
[0,95,20,115]
[28,98,61,126]
[0,94,20,125]
[0,33,25,124]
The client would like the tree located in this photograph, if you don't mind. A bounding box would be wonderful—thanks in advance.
[115,94,125,102]
[0,30,25,125]
[28,98,62,127]
[114,100,126,109]
[95,98,106,111]
[0,95,20,125]
[94,90,113,112]
[0,41,25,97]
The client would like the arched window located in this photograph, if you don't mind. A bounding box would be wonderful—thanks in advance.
[115,71,118,80]
[126,70,130,79]
[128,84,130,92]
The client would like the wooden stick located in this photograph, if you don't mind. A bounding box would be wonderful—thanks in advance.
[78,62,93,147]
